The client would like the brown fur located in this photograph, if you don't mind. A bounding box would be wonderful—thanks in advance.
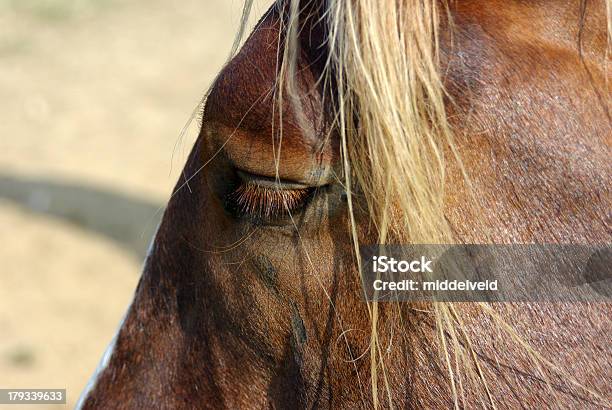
[81,1,611,408]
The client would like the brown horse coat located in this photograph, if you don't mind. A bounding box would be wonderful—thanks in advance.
[79,1,611,408]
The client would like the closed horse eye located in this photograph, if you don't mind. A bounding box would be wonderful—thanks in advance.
[224,170,315,219]
[227,183,312,218]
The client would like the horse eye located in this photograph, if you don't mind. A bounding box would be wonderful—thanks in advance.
[223,169,315,220]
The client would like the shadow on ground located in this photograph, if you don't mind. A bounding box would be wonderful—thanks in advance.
[0,173,164,260]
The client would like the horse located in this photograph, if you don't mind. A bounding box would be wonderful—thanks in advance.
[77,0,611,408]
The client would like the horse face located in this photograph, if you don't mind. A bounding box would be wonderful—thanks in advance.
[160,5,372,401]
[79,1,611,408]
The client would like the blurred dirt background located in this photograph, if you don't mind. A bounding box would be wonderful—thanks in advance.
[0,0,269,407]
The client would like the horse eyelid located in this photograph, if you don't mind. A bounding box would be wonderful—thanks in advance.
[225,182,314,219]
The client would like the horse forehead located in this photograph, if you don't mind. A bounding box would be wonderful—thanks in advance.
[204,10,325,148]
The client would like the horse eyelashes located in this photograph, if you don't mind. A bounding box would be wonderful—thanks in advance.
[227,182,312,219]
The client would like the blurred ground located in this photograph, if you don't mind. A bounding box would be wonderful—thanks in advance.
[0,0,269,407]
